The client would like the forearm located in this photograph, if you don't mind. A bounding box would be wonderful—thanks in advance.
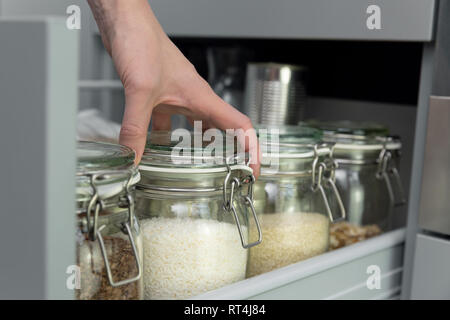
[87,0,164,52]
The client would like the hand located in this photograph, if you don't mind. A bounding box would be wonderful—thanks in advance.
[88,0,260,177]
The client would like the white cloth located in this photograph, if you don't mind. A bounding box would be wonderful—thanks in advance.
[77,109,121,144]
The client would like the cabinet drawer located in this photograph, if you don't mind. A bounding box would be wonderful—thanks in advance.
[193,229,405,300]
[411,234,450,299]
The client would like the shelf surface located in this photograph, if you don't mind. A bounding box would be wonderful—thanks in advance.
[148,0,436,41]
[192,228,406,300]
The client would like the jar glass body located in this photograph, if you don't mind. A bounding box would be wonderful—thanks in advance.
[248,175,330,277]
[333,153,402,231]
[76,198,143,300]
[76,141,143,300]
[303,121,405,232]
[135,190,250,300]
[328,144,404,250]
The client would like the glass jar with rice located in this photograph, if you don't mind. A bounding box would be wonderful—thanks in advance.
[135,131,262,300]
[247,125,346,277]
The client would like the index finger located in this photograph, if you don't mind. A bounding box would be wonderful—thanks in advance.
[191,89,261,179]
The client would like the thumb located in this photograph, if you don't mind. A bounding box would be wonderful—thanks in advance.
[119,92,153,164]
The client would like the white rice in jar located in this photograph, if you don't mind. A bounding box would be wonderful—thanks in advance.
[247,212,330,277]
[141,217,247,299]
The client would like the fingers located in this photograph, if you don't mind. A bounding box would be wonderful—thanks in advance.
[189,83,261,178]
[120,92,153,165]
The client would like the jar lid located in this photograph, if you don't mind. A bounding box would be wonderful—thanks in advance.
[77,141,140,202]
[303,120,401,161]
[140,130,250,171]
[77,141,135,173]
[305,120,389,137]
[257,124,325,157]
[138,131,253,193]
[256,124,331,176]
[258,124,322,142]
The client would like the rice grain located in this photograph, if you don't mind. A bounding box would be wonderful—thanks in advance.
[247,212,329,277]
[141,217,247,300]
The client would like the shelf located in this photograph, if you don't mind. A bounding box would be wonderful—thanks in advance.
[78,80,123,90]
[147,0,436,42]
[192,228,406,300]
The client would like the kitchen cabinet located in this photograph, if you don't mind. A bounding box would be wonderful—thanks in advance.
[124,0,437,41]
[410,234,450,299]
[0,17,77,299]
[1,0,450,299]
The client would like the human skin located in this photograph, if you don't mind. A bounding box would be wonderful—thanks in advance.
[87,0,260,177]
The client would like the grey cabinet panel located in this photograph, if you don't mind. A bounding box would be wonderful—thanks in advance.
[418,96,450,236]
[0,18,78,299]
[410,234,450,299]
[149,0,436,41]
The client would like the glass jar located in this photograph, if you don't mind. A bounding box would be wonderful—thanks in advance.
[76,141,143,300]
[247,126,346,277]
[135,131,262,300]
[306,121,406,242]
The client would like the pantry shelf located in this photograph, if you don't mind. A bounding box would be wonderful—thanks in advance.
[78,80,123,90]
[192,228,406,300]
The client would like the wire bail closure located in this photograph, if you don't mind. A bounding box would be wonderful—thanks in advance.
[376,140,407,207]
[311,144,346,223]
[223,157,262,249]
[85,170,142,287]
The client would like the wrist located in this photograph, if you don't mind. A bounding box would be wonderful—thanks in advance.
[88,0,156,47]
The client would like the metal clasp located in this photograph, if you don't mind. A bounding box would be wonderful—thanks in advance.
[85,170,142,287]
[311,144,346,222]
[97,223,142,287]
[121,171,136,229]
[376,142,406,207]
[86,174,103,241]
[223,158,262,249]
